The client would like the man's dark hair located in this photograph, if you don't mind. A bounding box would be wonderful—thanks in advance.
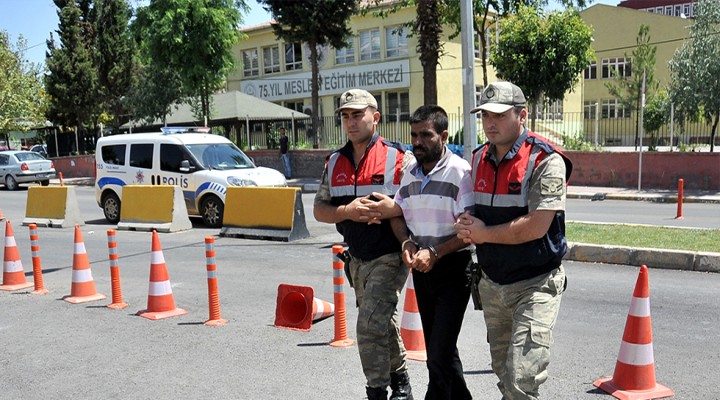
[409,105,448,134]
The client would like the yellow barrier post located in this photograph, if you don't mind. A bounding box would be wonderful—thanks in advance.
[117,185,192,233]
[220,187,309,242]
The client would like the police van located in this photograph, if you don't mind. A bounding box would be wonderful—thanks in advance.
[95,127,287,227]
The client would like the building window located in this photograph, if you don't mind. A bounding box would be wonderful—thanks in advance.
[263,46,280,74]
[683,4,690,16]
[385,25,408,58]
[584,61,597,80]
[647,8,654,13]
[242,49,259,77]
[335,40,355,65]
[656,7,662,13]
[385,92,410,122]
[674,5,681,16]
[584,101,598,120]
[601,99,628,119]
[602,57,631,79]
[665,6,672,15]
[474,30,494,60]
[359,28,381,61]
[284,101,304,113]
[285,43,302,71]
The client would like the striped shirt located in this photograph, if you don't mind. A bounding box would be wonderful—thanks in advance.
[394,146,474,247]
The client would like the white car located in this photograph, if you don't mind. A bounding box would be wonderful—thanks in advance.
[95,128,287,227]
[0,150,56,190]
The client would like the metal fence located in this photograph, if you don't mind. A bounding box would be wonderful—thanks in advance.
[228,112,718,151]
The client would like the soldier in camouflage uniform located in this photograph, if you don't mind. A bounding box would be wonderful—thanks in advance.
[314,89,415,400]
[455,82,572,400]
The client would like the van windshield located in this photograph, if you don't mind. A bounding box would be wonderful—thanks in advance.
[186,143,256,170]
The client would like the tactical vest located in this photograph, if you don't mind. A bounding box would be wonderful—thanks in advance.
[327,135,406,260]
[471,130,573,284]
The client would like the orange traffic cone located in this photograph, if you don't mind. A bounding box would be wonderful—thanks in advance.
[593,265,674,400]
[274,284,334,331]
[63,225,106,303]
[400,273,427,362]
[137,231,187,320]
[1,220,33,291]
[0,208,5,221]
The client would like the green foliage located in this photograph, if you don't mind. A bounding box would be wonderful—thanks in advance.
[0,32,48,132]
[259,0,357,148]
[134,0,247,123]
[490,6,594,129]
[561,133,594,151]
[95,0,136,130]
[45,1,99,129]
[668,0,720,152]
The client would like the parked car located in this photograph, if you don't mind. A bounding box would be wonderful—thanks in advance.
[0,150,57,190]
[30,144,48,157]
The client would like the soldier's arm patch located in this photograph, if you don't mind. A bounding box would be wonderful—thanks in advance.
[541,177,564,196]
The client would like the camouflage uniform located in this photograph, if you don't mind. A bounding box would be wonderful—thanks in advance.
[475,152,569,400]
[314,152,414,389]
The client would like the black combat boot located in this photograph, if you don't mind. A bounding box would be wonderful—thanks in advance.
[366,386,388,400]
[389,371,414,400]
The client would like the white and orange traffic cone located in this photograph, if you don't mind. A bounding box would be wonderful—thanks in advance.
[329,244,353,347]
[106,230,128,309]
[400,273,427,362]
[29,224,48,295]
[204,237,226,326]
[0,220,33,291]
[63,225,106,303]
[137,231,187,320]
[274,283,334,331]
[593,265,675,400]
[0,208,5,221]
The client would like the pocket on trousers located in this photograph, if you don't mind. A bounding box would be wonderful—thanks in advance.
[529,322,553,348]
[359,297,395,334]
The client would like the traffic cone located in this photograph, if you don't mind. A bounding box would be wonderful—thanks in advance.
[0,208,5,221]
[400,273,427,362]
[63,225,106,303]
[593,265,675,400]
[274,283,334,331]
[329,244,354,347]
[29,224,48,295]
[0,220,33,291]
[137,230,187,320]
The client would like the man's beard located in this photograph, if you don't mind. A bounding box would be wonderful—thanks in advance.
[414,143,443,165]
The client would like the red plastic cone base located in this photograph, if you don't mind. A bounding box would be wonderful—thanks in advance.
[108,302,129,310]
[594,377,675,400]
[63,293,107,304]
[137,307,188,320]
[329,338,355,348]
[31,288,49,295]
[204,318,228,326]
[0,282,34,291]
[406,349,427,362]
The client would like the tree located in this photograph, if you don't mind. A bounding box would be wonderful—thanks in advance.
[45,1,99,134]
[668,0,720,152]
[95,0,136,131]
[489,5,594,130]
[643,89,670,151]
[605,24,657,148]
[0,32,48,138]
[135,0,246,124]
[259,0,357,148]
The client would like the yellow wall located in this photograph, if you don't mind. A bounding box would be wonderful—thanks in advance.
[580,4,690,106]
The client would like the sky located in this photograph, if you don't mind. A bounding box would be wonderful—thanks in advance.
[0,0,619,67]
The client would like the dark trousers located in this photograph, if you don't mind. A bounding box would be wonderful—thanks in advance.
[412,250,472,400]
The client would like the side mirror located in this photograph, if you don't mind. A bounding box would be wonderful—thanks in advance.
[179,159,194,172]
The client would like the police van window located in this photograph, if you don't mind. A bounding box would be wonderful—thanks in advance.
[160,144,193,172]
[101,144,126,165]
[129,143,153,169]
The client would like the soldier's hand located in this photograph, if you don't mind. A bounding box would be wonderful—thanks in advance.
[455,212,485,244]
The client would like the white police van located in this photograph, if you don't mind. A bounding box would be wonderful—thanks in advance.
[95,127,287,227]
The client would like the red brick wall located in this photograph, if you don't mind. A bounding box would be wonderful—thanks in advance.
[59,150,719,191]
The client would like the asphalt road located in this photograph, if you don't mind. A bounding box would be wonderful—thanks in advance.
[1,187,719,399]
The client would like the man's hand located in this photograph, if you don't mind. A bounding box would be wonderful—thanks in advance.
[455,211,486,244]
[411,248,435,273]
[362,192,403,225]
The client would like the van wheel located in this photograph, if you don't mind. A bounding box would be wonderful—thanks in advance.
[102,192,121,224]
[200,195,224,228]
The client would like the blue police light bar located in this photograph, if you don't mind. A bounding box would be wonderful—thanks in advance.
[160,126,212,135]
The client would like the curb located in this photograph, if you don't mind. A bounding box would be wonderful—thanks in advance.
[566,242,720,273]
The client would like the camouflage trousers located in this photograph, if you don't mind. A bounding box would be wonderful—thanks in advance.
[348,251,410,388]
[478,266,566,400]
